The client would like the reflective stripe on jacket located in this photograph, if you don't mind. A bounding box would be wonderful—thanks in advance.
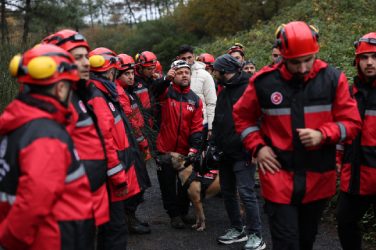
[233,60,361,204]
[341,76,376,195]
[0,95,94,249]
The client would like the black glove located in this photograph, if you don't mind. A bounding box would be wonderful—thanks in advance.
[204,144,222,170]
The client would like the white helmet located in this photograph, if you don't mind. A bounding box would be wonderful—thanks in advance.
[170,60,190,70]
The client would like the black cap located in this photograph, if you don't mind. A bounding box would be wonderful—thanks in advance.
[244,60,256,67]
[213,54,242,73]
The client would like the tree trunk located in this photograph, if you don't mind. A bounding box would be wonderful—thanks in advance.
[88,0,94,28]
[22,0,31,46]
[1,0,7,44]
[125,0,136,25]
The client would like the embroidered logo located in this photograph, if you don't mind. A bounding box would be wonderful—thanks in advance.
[78,100,87,113]
[270,92,283,105]
[187,105,194,112]
[108,102,116,112]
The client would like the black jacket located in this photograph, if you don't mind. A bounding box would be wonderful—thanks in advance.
[212,71,250,160]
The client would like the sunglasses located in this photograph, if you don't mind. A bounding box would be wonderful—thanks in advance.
[120,63,135,68]
[54,33,86,46]
[141,59,157,64]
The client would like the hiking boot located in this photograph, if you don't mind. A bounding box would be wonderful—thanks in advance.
[180,214,195,225]
[217,227,248,244]
[126,212,151,234]
[170,216,185,229]
[243,234,266,250]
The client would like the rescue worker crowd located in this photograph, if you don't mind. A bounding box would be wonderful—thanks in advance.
[0,20,375,250]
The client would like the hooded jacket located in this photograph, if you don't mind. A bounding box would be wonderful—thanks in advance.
[340,75,376,195]
[134,72,154,128]
[116,81,150,157]
[190,61,217,130]
[212,71,250,160]
[85,76,150,201]
[233,60,362,204]
[67,89,109,226]
[0,94,94,250]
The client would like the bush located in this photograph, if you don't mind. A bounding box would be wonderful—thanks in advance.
[0,44,21,112]
[201,0,376,81]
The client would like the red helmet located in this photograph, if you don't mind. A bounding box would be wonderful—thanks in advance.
[275,21,319,59]
[135,51,157,67]
[117,54,135,71]
[197,53,215,64]
[155,60,163,75]
[354,32,376,55]
[9,44,79,86]
[227,43,245,56]
[89,47,118,72]
[41,29,90,52]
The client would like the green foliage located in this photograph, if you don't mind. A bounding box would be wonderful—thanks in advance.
[0,44,21,111]
[83,16,202,69]
[80,0,302,71]
[201,0,376,80]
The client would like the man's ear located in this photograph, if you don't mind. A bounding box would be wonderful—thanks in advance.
[176,56,180,60]
[55,81,65,97]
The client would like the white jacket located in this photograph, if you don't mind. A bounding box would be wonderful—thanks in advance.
[190,61,217,130]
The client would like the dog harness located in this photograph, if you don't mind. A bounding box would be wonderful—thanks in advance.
[181,170,218,200]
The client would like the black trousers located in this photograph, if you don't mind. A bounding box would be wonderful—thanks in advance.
[265,199,328,250]
[336,191,376,250]
[124,191,144,213]
[156,158,190,218]
[97,200,128,250]
[59,219,95,250]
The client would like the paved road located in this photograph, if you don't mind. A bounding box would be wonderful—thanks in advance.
[128,160,372,250]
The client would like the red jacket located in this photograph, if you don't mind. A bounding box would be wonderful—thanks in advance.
[0,94,94,250]
[156,83,203,155]
[85,77,142,201]
[67,90,109,226]
[134,73,153,127]
[115,82,152,192]
[340,76,376,195]
[116,81,150,158]
[233,60,362,204]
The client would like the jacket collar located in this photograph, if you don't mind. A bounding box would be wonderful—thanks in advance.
[172,82,190,94]
[0,93,72,134]
[278,59,328,82]
[353,75,376,95]
[89,76,118,101]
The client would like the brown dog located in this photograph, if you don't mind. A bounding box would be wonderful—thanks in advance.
[170,152,220,231]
